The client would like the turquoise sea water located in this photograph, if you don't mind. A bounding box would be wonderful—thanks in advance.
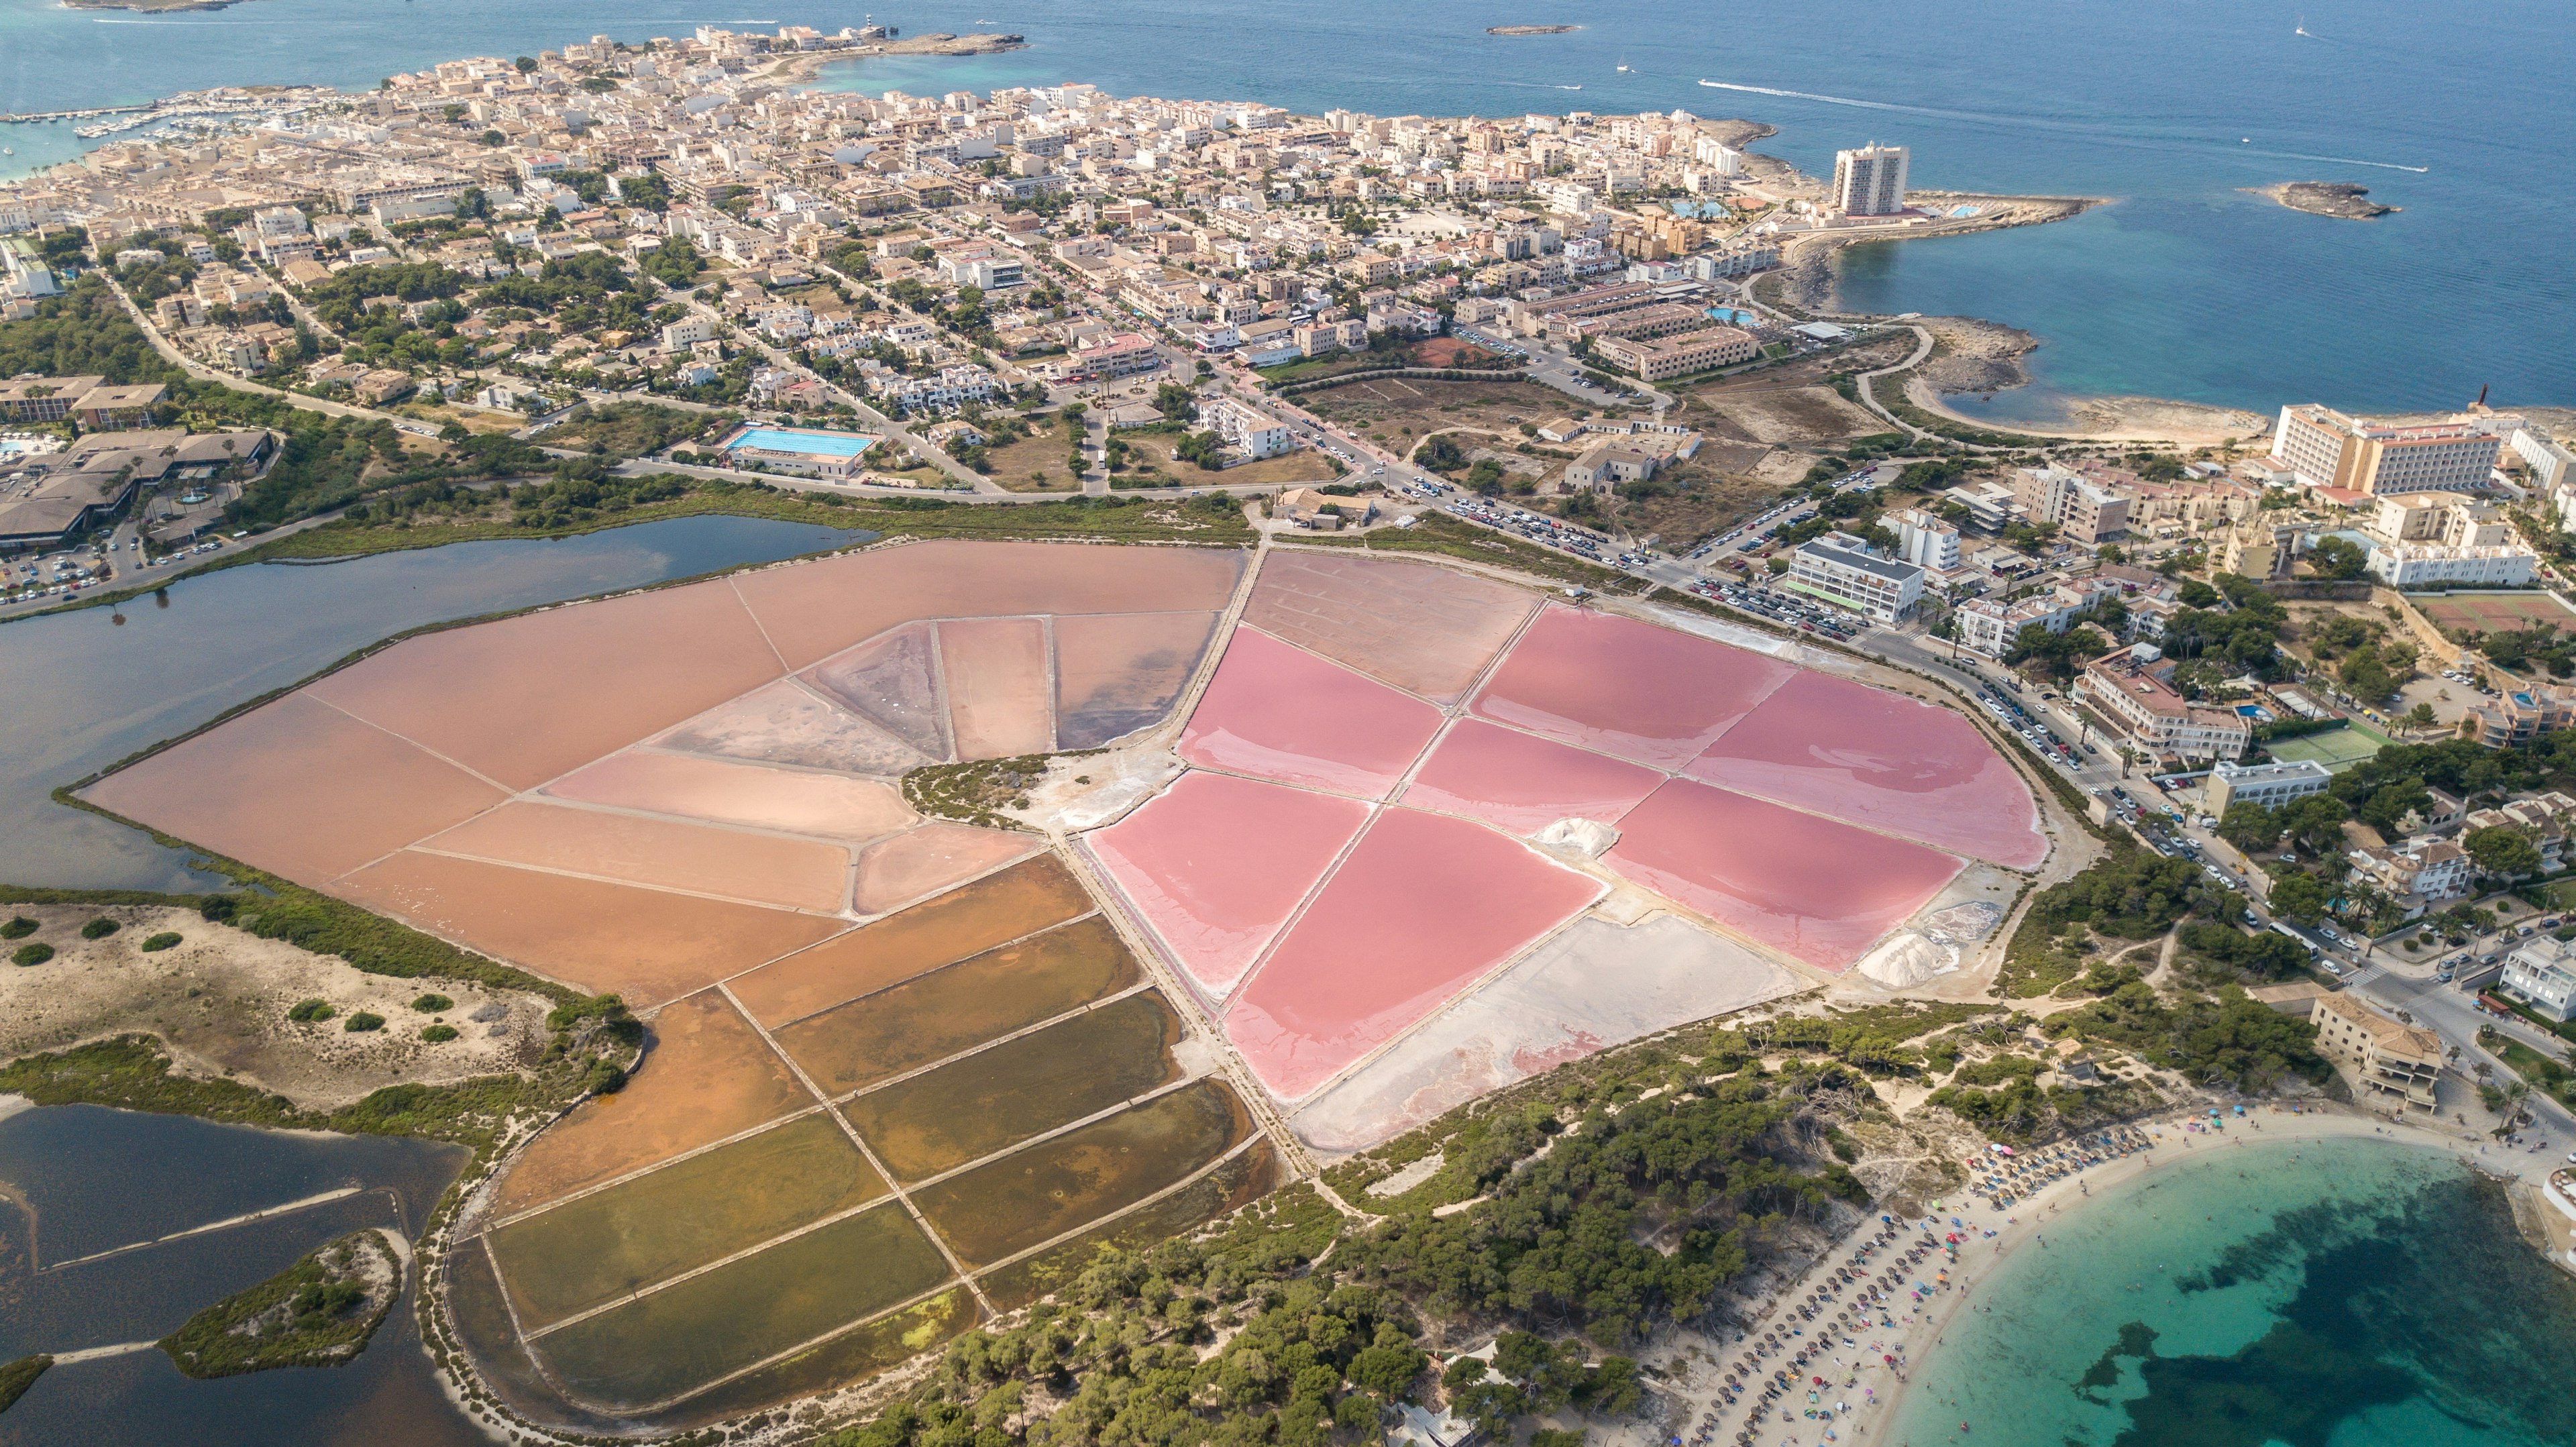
[1884,1136,2576,1447]
[2,0,2569,413]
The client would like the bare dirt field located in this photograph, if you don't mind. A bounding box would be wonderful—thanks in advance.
[1300,378,1574,453]
[1684,382,1885,445]
[983,430,1081,492]
[0,903,549,1108]
[1119,431,1338,488]
[395,400,527,437]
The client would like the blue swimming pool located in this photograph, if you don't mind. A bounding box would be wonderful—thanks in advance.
[725,427,877,458]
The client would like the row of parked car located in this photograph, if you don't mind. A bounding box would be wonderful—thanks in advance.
[1695,581,1859,643]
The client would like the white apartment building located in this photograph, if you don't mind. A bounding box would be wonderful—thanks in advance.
[1831,144,1910,217]
[1884,506,1961,571]
[2510,427,2574,494]
[2364,543,2537,589]
[1206,396,1292,459]
[2271,405,2502,494]
[2077,645,2251,764]
[1951,578,2121,657]
[2202,759,2332,814]
[878,364,996,414]
[1784,533,1924,623]
[2348,838,2473,907]
[2012,466,2130,544]
[2503,939,2576,1022]
[2373,492,2509,547]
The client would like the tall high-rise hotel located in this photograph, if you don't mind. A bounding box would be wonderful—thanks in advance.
[1831,144,1911,216]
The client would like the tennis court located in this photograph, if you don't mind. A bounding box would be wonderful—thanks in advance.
[2413,591,2576,640]
[2265,726,2384,771]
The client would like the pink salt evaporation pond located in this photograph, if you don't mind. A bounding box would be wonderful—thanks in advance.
[651,679,930,778]
[938,617,1055,760]
[417,800,852,912]
[1244,553,1534,704]
[851,823,1042,914]
[1604,780,1960,973]
[1683,672,2046,869]
[1053,610,1221,749]
[1399,719,1662,836]
[544,751,916,842]
[1224,808,1601,1101]
[1085,770,1369,998]
[1179,628,1442,798]
[1471,607,1795,769]
[1293,915,1799,1150]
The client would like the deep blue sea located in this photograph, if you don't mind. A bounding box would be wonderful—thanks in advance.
[1,0,2570,416]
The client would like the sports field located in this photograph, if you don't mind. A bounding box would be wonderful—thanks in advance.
[2265,726,2385,771]
[2413,591,2576,640]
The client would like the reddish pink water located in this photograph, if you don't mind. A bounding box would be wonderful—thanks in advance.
[1178,628,1443,798]
[1682,672,2046,868]
[80,692,504,888]
[1470,607,1795,769]
[1224,808,1599,1100]
[1604,780,1961,973]
[1399,719,1664,836]
[1085,770,1369,998]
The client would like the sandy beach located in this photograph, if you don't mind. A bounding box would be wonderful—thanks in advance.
[1680,1102,2544,1447]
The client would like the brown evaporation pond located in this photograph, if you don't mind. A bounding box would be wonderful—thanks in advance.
[728,854,1093,1028]
[670,1289,981,1426]
[531,1203,951,1412]
[851,823,1040,915]
[488,1113,887,1330]
[80,692,505,888]
[802,623,950,763]
[731,539,1245,669]
[910,1078,1252,1267]
[651,678,930,777]
[335,852,845,1008]
[979,1140,1283,1312]
[841,991,1185,1182]
[543,751,917,842]
[937,617,1055,760]
[305,578,785,791]
[419,800,851,912]
[774,916,1140,1096]
[1246,552,1536,704]
[1053,610,1222,749]
[492,992,811,1215]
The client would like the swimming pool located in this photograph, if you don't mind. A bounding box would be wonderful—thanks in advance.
[724,427,877,458]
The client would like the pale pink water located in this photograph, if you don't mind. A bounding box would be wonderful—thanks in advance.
[1681,672,2047,868]
[1604,780,1961,973]
[543,751,916,842]
[852,823,1043,914]
[417,800,852,912]
[1085,770,1369,998]
[1224,808,1599,1101]
[80,692,504,888]
[305,579,784,790]
[1399,719,1664,836]
[938,617,1055,760]
[1244,553,1534,704]
[1470,607,1795,769]
[1178,628,1443,798]
[650,679,931,778]
[731,540,1244,670]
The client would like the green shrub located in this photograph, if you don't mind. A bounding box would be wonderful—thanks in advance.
[140,932,182,952]
[12,943,54,967]
[80,916,119,940]
[420,1024,460,1043]
[0,916,34,940]
[343,1012,386,1034]
[287,998,335,1023]
[410,993,453,1013]
[199,895,239,922]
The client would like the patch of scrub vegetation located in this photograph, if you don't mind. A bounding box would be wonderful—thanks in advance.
[903,750,1097,829]
[78,916,118,939]
[0,1354,48,1414]
[10,944,50,967]
[140,930,182,951]
[1997,848,2217,998]
[343,1011,386,1033]
[159,1230,401,1379]
[1,916,36,939]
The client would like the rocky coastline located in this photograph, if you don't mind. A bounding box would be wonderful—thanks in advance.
[2247,179,2398,219]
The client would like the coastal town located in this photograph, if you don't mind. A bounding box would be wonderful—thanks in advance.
[4,17,2576,1447]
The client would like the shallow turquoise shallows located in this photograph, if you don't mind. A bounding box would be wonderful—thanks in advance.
[1886,1136,2576,1446]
